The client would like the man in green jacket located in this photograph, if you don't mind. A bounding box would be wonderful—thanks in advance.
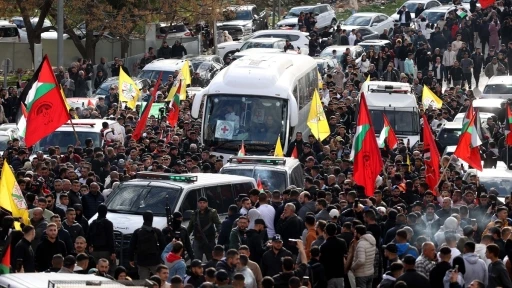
[187,197,221,260]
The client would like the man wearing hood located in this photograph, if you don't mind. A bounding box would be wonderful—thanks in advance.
[128,210,166,280]
[164,241,186,280]
[434,217,461,247]
[436,197,453,224]
[73,204,89,235]
[162,212,193,260]
[87,204,115,274]
[351,225,376,288]
[379,262,404,288]
[245,218,267,265]
[462,241,488,286]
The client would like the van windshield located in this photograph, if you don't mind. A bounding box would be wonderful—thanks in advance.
[483,84,512,95]
[369,109,420,135]
[106,185,181,216]
[221,168,287,191]
[35,131,101,152]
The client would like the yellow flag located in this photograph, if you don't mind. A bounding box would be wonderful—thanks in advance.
[407,154,411,172]
[318,71,323,90]
[166,60,191,101]
[307,89,330,141]
[60,86,78,119]
[422,85,443,109]
[0,160,30,230]
[118,69,140,109]
[274,135,284,157]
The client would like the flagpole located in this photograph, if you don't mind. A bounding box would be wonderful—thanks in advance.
[67,113,80,146]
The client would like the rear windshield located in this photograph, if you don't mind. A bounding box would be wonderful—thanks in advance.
[0,27,19,38]
[483,84,512,95]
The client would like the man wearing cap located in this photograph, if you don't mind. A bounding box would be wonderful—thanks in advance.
[383,243,401,271]
[184,259,205,287]
[379,262,404,288]
[187,196,221,261]
[261,234,293,277]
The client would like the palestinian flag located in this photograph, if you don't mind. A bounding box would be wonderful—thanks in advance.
[291,146,298,158]
[454,113,482,171]
[21,55,70,147]
[0,244,10,274]
[350,92,383,196]
[506,103,512,146]
[167,84,181,127]
[422,114,440,194]
[133,73,162,141]
[238,140,245,156]
[378,113,398,150]
[17,103,27,138]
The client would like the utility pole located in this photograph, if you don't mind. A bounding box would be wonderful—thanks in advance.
[57,0,64,68]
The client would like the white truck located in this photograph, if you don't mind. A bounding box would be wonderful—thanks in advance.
[360,81,421,147]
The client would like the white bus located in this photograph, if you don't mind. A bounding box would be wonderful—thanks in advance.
[191,53,319,159]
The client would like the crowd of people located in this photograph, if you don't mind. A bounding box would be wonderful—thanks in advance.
[1,1,512,288]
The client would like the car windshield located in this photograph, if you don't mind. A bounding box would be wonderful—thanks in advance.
[240,41,277,50]
[285,7,312,18]
[370,109,420,135]
[95,81,114,96]
[420,11,444,23]
[437,128,461,148]
[319,49,342,62]
[221,168,287,191]
[344,16,372,26]
[35,131,101,152]
[203,94,287,153]
[224,9,253,21]
[359,44,382,53]
[0,27,19,37]
[0,135,9,151]
[138,70,178,81]
[478,177,512,196]
[483,84,512,95]
[405,2,419,11]
[106,185,181,216]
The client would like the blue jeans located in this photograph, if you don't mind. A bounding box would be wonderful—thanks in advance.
[355,276,373,288]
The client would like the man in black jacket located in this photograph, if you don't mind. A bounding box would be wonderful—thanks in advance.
[35,223,67,272]
[397,6,412,27]
[272,240,308,288]
[62,208,85,244]
[260,234,293,277]
[319,223,346,287]
[471,47,484,87]
[87,204,115,274]
[162,211,194,260]
[171,40,188,58]
[14,225,36,272]
[286,132,304,157]
[128,211,167,280]
[157,42,172,59]
[276,203,304,255]
[245,219,267,265]
[395,255,430,288]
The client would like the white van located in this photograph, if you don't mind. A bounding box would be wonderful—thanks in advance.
[32,119,123,154]
[0,21,20,42]
[137,58,194,81]
[0,273,122,288]
[220,156,304,191]
[89,172,256,267]
[481,76,512,99]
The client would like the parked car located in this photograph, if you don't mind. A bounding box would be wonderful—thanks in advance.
[319,45,365,63]
[390,0,442,22]
[217,5,268,40]
[314,57,339,76]
[238,38,286,52]
[216,30,310,62]
[358,39,393,53]
[276,4,337,30]
[156,23,194,39]
[416,6,469,28]
[339,12,394,35]
[183,55,224,86]
[481,76,512,100]
[93,77,151,97]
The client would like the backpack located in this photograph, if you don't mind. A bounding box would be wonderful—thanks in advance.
[89,219,107,247]
[137,228,159,254]
[398,244,417,260]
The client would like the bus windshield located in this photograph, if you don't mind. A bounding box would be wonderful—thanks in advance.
[203,94,288,153]
[369,109,420,135]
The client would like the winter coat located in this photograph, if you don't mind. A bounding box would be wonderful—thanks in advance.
[489,22,500,52]
[352,234,376,277]
[434,217,462,247]
[165,251,186,280]
[379,272,397,288]
[462,253,488,285]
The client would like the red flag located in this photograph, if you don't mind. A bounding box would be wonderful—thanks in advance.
[291,146,298,158]
[422,114,440,195]
[350,92,382,197]
[257,175,263,191]
[132,73,162,141]
[454,113,483,171]
[506,103,512,146]
[87,99,94,107]
[238,141,246,156]
[167,80,182,127]
[23,55,70,147]
[479,0,495,9]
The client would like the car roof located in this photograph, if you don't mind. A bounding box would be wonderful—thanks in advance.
[360,39,391,44]
[351,12,385,16]
[56,119,117,133]
[487,75,512,85]
[0,273,119,288]
[222,157,301,172]
[101,76,146,84]
[255,30,309,36]
[473,98,506,108]
[427,5,455,11]
[465,168,512,178]
[127,173,256,188]
[184,55,219,62]
[143,58,189,70]
[290,5,315,9]
[404,0,435,3]
[246,38,286,43]
[441,122,463,129]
